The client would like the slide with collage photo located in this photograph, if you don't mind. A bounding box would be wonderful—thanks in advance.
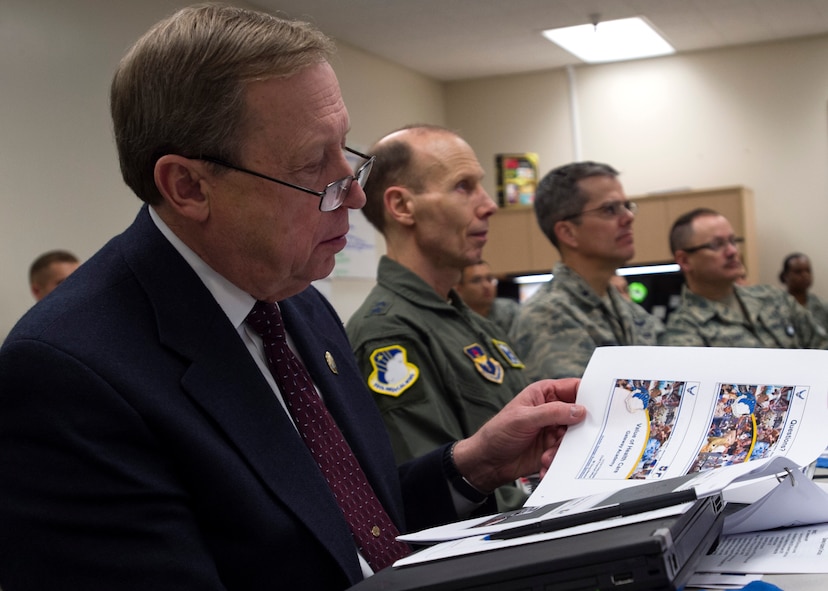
[529,346,828,506]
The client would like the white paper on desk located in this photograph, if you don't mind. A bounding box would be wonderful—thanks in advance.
[394,503,692,568]
[695,522,828,574]
[398,488,617,544]
[401,456,798,545]
[724,465,828,534]
[529,346,828,506]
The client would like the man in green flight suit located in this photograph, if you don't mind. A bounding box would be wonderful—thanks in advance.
[346,125,529,510]
[661,207,828,348]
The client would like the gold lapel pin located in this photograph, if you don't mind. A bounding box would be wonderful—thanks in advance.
[325,351,338,374]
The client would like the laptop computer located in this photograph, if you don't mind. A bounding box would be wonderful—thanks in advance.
[348,493,724,591]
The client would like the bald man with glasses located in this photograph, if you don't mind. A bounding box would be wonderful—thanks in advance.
[660,207,828,349]
[510,161,664,380]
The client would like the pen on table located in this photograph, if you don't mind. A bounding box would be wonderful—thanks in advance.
[484,487,698,541]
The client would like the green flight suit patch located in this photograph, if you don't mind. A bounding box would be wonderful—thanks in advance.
[367,344,419,397]
[492,339,524,369]
[463,343,504,384]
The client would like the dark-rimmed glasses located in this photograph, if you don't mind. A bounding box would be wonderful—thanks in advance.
[199,146,374,212]
[681,236,744,254]
[561,200,638,221]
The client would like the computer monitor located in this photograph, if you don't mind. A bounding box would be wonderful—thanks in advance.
[502,264,685,322]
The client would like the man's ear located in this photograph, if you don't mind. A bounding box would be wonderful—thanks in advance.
[674,250,691,274]
[384,186,415,227]
[154,155,211,222]
[554,220,578,249]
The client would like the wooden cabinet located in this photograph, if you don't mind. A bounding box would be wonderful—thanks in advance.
[484,206,559,275]
[486,185,757,283]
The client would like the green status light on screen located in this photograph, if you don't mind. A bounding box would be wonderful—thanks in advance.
[628,282,648,304]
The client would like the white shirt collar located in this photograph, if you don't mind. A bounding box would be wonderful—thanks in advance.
[148,206,255,329]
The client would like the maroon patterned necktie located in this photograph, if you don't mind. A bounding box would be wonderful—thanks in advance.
[245,300,410,572]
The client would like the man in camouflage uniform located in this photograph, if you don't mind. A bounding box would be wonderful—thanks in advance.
[661,208,828,348]
[346,125,530,510]
[455,260,521,334]
[510,162,664,380]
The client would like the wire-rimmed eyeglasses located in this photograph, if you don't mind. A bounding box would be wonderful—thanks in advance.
[682,236,744,254]
[199,146,374,212]
[561,200,638,221]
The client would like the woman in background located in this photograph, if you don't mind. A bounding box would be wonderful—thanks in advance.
[779,252,828,331]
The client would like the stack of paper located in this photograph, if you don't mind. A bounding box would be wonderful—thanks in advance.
[399,347,828,584]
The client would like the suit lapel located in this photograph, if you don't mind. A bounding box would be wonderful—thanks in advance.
[122,208,362,581]
[280,293,405,527]
[178,322,361,578]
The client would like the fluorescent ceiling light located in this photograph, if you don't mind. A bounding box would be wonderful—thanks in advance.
[542,17,674,64]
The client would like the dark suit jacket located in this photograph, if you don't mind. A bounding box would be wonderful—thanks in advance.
[0,207,469,590]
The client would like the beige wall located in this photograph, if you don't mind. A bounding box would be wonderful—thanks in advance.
[0,0,442,339]
[447,36,828,298]
[3,0,828,339]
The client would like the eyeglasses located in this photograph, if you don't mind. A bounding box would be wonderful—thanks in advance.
[199,146,374,212]
[561,200,638,221]
[682,236,744,254]
[466,275,498,286]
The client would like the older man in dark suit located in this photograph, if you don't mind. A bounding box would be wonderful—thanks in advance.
[0,5,584,591]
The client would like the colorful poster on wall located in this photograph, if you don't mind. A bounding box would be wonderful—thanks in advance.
[496,152,539,208]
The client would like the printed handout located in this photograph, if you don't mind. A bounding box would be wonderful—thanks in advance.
[695,522,828,574]
[529,346,828,506]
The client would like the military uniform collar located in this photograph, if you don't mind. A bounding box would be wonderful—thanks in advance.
[680,284,753,324]
[376,256,461,312]
[553,262,607,308]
